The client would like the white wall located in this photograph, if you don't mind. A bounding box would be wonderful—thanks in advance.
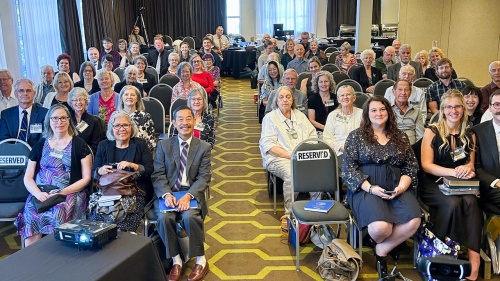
[0,0,22,79]
[381,0,399,24]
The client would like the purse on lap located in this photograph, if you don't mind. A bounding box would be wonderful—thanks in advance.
[96,169,144,196]
[30,185,66,213]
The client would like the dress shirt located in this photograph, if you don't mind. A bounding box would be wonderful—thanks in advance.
[491,121,500,188]
[259,108,316,168]
[17,105,33,137]
[177,135,193,187]
[286,58,309,74]
[213,35,229,50]
[427,79,466,106]
[0,90,18,115]
[384,86,427,124]
[391,103,424,145]
[480,81,500,112]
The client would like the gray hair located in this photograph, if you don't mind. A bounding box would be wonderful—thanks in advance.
[267,52,280,63]
[168,52,180,62]
[117,85,144,111]
[43,104,78,138]
[360,49,376,60]
[399,65,415,76]
[53,72,74,92]
[187,87,209,114]
[123,65,139,80]
[67,87,90,110]
[79,61,96,79]
[132,55,148,67]
[96,70,115,85]
[106,110,138,140]
[40,65,54,74]
[399,44,411,54]
[311,71,335,94]
[336,85,355,96]
[177,62,193,77]
[274,86,297,110]
[341,42,351,51]
[0,69,13,80]
[14,78,34,92]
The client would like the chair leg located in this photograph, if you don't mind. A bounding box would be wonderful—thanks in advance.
[295,218,300,271]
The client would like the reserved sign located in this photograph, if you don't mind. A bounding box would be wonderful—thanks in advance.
[296,149,331,161]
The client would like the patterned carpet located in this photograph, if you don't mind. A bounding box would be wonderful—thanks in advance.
[0,77,486,280]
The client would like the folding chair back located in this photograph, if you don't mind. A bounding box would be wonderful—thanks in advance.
[143,97,166,135]
[159,74,180,88]
[373,79,395,97]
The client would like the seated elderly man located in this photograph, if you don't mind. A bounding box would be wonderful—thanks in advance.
[34,65,55,104]
[128,26,146,46]
[392,39,401,63]
[384,65,427,124]
[265,69,307,115]
[374,46,396,79]
[259,86,317,218]
[387,44,422,81]
[390,80,424,145]
[257,40,276,71]
[0,69,17,115]
[256,33,272,59]
[286,44,308,74]
[87,47,102,70]
[300,31,311,53]
[213,26,230,52]
[152,105,211,281]
[480,61,500,112]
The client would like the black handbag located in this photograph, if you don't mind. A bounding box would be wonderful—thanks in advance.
[30,185,66,213]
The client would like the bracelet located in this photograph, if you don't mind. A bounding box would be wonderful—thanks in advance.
[368,185,374,195]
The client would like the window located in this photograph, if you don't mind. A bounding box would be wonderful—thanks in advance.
[256,0,318,38]
[226,0,241,35]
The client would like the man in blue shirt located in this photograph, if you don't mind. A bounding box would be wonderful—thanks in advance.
[286,44,308,74]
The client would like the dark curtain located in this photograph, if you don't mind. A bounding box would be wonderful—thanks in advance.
[326,0,382,37]
[57,0,84,74]
[82,0,226,50]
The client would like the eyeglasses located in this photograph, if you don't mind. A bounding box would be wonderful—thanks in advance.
[50,116,70,122]
[191,97,203,102]
[71,98,86,103]
[491,102,500,109]
[112,124,132,129]
[192,60,202,64]
[444,105,464,111]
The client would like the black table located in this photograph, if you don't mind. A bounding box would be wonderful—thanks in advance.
[0,232,167,281]
[222,48,256,78]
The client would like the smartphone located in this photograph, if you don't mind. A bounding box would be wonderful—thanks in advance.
[384,190,395,194]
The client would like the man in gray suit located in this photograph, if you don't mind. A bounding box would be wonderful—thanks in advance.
[152,105,211,281]
[473,89,500,215]
[387,44,423,81]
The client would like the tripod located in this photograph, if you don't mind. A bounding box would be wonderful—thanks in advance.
[133,8,150,46]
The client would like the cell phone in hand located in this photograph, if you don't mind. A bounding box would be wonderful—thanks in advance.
[384,190,395,194]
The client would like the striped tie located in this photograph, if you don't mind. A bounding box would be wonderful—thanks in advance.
[174,141,189,191]
[18,110,28,141]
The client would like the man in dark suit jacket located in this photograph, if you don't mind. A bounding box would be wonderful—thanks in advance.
[387,44,423,81]
[148,37,170,75]
[473,89,500,215]
[152,105,211,281]
[0,79,48,147]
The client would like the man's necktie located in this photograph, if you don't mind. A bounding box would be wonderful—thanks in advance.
[218,36,222,50]
[174,141,189,191]
[155,52,162,74]
[18,110,28,141]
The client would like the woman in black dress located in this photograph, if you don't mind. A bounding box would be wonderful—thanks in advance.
[307,71,339,132]
[421,89,482,280]
[461,86,483,127]
[342,95,421,279]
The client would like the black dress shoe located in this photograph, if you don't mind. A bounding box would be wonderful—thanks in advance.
[375,254,388,279]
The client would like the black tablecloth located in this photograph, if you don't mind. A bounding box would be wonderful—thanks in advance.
[0,232,167,281]
[222,48,256,78]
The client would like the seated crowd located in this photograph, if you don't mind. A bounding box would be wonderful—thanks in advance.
[2,26,500,281]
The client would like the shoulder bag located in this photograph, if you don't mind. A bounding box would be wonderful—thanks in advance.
[97,169,145,196]
[30,185,66,213]
[317,238,362,281]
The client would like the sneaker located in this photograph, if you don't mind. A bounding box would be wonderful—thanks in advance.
[280,214,289,238]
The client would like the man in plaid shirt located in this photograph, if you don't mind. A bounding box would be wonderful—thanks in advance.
[427,58,466,114]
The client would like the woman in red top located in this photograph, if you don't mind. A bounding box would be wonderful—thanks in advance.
[189,54,218,108]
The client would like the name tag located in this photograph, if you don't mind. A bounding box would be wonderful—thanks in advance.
[194,123,205,131]
[325,100,336,107]
[76,120,89,133]
[30,123,42,134]
[451,146,466,162]
[49,148,65,159]
[137,79,147,84]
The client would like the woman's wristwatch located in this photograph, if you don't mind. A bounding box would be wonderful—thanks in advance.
[368,185,375,195]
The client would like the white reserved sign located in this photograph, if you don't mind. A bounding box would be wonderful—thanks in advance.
[296,149,331,161]
[0,156,27,166]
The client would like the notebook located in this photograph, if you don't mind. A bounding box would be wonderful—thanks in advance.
[304,200,335,213]
[158,191,198,213]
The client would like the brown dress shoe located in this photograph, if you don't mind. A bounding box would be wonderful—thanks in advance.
[168,264,183,281]
[187,262,209,281]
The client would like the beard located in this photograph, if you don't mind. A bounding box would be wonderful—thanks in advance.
[438,71,451,80]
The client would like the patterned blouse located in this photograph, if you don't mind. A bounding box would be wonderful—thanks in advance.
[335,54,358,73]
[207,66,221,93]
[130,110,156,150]
[171,80,202,102]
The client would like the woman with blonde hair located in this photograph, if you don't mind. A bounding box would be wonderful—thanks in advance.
[335,42,357,73]
[420,89,482,280]
[280,39,295,69]
[424,47,458,81]
[414,50,429,74]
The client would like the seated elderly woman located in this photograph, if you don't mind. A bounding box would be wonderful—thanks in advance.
[420,90,482,280]
[173,88,215,149]
[15,104,92,246]
[259,86,318,218]
[117,85,156,151]
[172,62,202,102]
[43,72,74,110]
[165,52,180,75]
[98,55,121,86]
[304,39,326,63]
[190,54,217,108]
[308,71,339,131]
[203,53,221,99]
[88,70,119,123]
[68,87,105,153]
[88,111,153,232]
[133,55,156,94]
[414,50,429,75]
[352,49,383,94]
[114,65,145,95]
[74,62,100,94]
[461,85,483,127]
[342,95,421,279]
[323,85,363,156]
[56,53,80,82]
[120,41,141,68]
[335,42,357,73]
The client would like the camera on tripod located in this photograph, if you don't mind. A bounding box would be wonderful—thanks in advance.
[139,6,145,12]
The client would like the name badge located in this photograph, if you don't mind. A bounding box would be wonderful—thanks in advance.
[30,123,42,134]
[137,78,147,84]
[76,120,89,133]
[451,146,466,162]
[325,100,336,107]
[287,128,298,139]
[49,148,65,159]
[335,113,348,123]
[194,123,205,131]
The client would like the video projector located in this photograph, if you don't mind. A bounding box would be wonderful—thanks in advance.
[54,219,117,250]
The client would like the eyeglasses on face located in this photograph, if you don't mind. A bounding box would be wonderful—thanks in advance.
[112,124,132,129]
[491,102,500,109]
[50,116,70,122]
[71,97,86,103]
[444,105,464,111]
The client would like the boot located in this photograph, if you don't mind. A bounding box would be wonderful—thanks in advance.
[375,254,388,279]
